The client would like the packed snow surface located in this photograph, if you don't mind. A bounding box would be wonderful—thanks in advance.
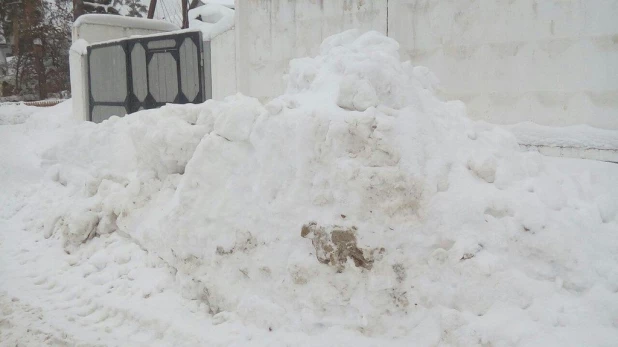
[0,103,40,125]
[2,31,618,346]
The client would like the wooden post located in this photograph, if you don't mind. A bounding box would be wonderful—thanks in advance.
[147,0,157,19]
[33,38,47,100]
[181,0,189,29]
[73,0,85,20]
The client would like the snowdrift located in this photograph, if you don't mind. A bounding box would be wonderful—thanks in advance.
[0,103,40,125]
[41,31,618,344]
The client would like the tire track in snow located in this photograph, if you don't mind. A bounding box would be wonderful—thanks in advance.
[0,291,79,347]
[0,219,219,346]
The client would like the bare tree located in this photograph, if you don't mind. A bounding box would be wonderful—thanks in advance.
[73,0,147,19]
[1,0,72,99]
[1,0,147,100]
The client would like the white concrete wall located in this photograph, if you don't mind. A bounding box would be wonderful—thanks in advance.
[232,0,617,130]
[211,28,237,100]
[235,0,387,101]
[388,0,618,130]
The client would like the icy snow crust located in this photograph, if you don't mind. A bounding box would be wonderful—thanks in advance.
[35,31,618,344]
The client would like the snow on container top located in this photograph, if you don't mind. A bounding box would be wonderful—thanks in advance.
[72,14,181,45]
[73,14,181,32]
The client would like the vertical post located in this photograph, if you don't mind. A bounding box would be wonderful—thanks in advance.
[181,0,189,29]
[23,0,37,96]
[73,0,85,20]
[147,0,157,19]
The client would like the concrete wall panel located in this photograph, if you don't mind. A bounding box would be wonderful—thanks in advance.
[388,0,618,129]
[235,0,387,101]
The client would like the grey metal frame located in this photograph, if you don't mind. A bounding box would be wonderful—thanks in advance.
[87,30,209,123]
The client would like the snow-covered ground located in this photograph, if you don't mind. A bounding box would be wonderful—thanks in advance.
[0,103,41,125]
[1,31,618,346]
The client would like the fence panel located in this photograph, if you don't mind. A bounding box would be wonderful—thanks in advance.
[87,30,208,123]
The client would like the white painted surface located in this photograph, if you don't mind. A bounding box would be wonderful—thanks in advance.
[388,0,618,130]
[234,0,387,101]
[69,45,89,122]
[211,28,237,100]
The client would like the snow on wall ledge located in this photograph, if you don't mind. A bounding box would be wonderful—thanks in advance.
[388,0,618,130]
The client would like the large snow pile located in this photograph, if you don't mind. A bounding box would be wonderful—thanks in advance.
[39,31,618,345]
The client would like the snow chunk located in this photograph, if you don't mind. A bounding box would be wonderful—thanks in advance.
[188,4,235,40]
[70,39,89,56]
[337,75,379,111]
[213,95,263,141]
